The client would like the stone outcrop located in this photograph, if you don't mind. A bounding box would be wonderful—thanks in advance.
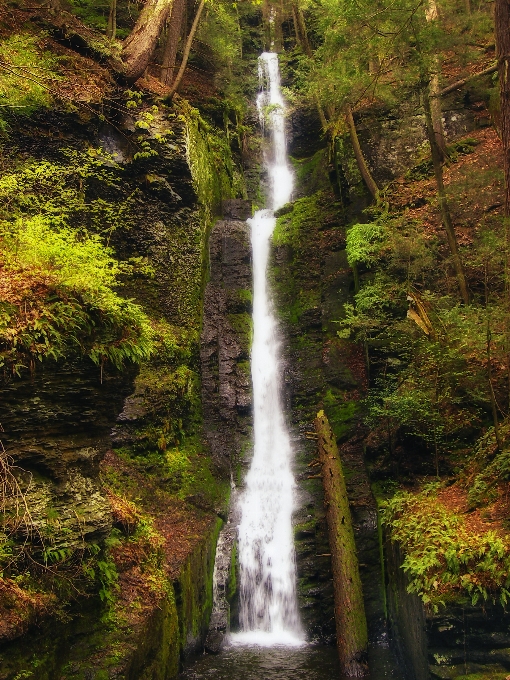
[201,201,253,476]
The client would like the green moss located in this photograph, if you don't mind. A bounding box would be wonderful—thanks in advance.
[182,101,245,225]
[272,192,324,248]
[290,149,330,195]
[0,34,61,131]
[227,541,237,603]
[323,389,358,440]
[236,288,253,307]
[228,312,253,355]
[176,518,222,649]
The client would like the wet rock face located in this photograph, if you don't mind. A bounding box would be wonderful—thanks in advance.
[201,212,253,475]
[0,362,136,547]
[353,97,479,186]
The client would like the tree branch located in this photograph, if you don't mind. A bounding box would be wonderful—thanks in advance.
[439,63,497,97]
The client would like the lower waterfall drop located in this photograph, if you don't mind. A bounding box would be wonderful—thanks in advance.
[232,51,303,647]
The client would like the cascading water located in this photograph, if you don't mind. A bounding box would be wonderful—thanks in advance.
[232,52,302,647]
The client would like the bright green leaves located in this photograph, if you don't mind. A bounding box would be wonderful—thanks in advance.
[0,33,60,130]
[346,221,386,267]
[0,215,154,373]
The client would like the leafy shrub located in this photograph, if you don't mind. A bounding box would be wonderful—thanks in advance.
[383,487,510,609]
[0,216,153,372]
[346,221,386,267]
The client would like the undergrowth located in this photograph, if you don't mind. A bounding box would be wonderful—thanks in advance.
[0,216,153,374]
[0,33,60,132]
[382,485,510,610]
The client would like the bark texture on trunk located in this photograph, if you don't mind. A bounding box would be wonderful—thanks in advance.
[291,3,328,131]
[160,0,186,86]
[167,0,205,99]
[495,0,510,217]
[422,87,470,304]
[315,410,368,678]
[426,0,447,160]
[107,0,117,40]
[122,0,174,82]
[345,105,379,200]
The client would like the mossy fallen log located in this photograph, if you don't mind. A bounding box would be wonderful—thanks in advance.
[315,409,368,677]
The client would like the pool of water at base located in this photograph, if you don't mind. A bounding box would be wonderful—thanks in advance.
[179,642,405,680]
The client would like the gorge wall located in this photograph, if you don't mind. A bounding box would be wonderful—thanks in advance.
[0,87,243,677]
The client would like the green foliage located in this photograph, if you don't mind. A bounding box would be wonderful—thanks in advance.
[197,0,242,70]
[464,422,510,509]
[67,0,136,39]
[346,222,386,267]
[0,147,157,373]
[0,150,130,235]
[0,34,60,131]
[383,487,510,610]
[0,216,153,372]
[337,198,502,464]
[182,101,246,223]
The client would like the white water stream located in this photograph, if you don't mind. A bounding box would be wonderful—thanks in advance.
[232,52,302,647]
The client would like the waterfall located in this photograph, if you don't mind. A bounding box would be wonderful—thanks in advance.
[232,52,303,647]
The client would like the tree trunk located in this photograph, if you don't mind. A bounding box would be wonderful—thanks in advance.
[315,410,368,678]
[167,0,205,99]
[430,72,447,160]
[122,0,174,83]
[426,0,447,160]
[422,87,470,304]
[291,2,328,131]
[495,0,510,409]
[292,2,311,55]
[495,0,510,217]
[160,0,186,86]
[345,105,379,200]
[107,0,117,41]
[464,0,472,14]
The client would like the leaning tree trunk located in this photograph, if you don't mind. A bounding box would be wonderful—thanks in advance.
[315,410,368,678]
[345,105,379,200]
[291,2,328,131]
[122,0,174,82]
[160,0,186,86]
[167,0,205,99]
[422,85,470,304]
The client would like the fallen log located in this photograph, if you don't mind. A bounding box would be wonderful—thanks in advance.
[315,409,368,677]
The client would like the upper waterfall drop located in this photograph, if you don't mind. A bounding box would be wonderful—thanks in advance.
[232,52,303,647]
[257,52,294,211]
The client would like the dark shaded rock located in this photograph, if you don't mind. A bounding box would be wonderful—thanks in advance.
[201,219,253,475]
[222,199,252,220]
[0,361,136,481]
[205,629,224,654]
